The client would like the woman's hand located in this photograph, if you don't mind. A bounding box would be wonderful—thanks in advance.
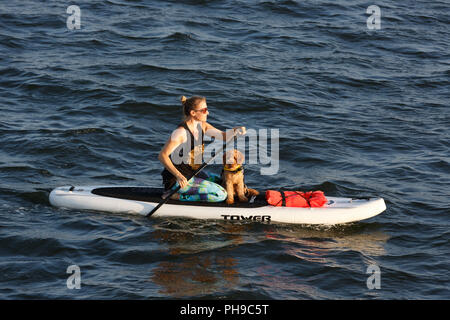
[176,174,189,190]
[233,126,246,136]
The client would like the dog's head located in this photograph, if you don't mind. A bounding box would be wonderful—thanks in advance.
[223,149,244,170]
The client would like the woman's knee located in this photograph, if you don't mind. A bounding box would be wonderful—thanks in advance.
[197,180,227,202]
[208,184,227,202]
[176,179,227,202]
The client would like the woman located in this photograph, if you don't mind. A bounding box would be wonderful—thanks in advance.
[158,95,246,201]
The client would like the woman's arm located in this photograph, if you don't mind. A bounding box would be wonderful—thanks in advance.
[158,128,189,189]
[204,122,246,140]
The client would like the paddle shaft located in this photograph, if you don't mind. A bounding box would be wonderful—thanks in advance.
[146,131,239,217]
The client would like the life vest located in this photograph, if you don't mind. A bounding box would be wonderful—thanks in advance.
[161,121,205,190]
[163,121,205,174]
[265,190,328,208]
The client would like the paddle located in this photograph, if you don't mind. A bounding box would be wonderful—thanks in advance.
[146,129,240,217]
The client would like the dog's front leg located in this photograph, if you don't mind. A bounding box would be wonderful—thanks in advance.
[225,180,235,205]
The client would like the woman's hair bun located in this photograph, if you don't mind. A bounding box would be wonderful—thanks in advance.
[180,96,187,104]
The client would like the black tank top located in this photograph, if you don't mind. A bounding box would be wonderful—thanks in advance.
[161,121,205,190]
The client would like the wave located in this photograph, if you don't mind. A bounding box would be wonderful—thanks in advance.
[257,0,315,18]
[160,31,197,43]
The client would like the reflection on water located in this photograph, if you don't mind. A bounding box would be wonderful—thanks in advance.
[265,226,390,261]
[149,220,390,298]
[150,222,246,298]
[256,225,391,298]
[151,255,239,298]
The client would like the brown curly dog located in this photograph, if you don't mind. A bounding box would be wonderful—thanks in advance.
[221,149,259,205]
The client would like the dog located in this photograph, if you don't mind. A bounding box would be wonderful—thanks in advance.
[221,149,259,205]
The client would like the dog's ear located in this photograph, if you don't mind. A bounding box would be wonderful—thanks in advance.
[235,150,245,165]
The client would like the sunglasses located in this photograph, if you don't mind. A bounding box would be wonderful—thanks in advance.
[194,107,208,114]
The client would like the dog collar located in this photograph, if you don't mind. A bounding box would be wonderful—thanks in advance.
[223,165,243,173]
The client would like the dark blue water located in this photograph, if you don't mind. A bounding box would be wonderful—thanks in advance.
[0,0,449,300]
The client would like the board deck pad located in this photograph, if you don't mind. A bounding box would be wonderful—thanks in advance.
[91,187,269,208]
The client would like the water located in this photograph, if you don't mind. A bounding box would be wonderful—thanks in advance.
[0,0,449,300]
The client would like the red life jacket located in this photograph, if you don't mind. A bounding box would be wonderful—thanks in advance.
[266,190,328,208]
